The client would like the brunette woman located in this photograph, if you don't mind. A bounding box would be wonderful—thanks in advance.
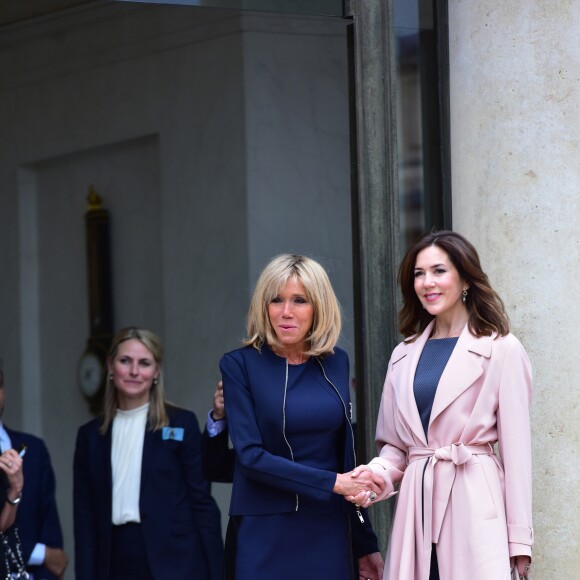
[350,231,533,580]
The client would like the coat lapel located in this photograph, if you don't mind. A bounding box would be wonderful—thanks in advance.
[140,427,156,492]
[392,321,437,446]
[102,426,113,494]
[429,327,492,427]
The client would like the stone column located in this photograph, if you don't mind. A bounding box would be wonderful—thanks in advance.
[348,0,400,549]
[449,1,579,576]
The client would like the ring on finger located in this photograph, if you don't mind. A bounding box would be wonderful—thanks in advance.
[7,461,13,468]
[369,492,377,501]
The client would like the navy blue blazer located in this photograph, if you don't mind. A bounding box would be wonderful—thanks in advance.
[4,429,64,580]
[73,405,224,580]
[202,428,234,484]
[219,345,379,556]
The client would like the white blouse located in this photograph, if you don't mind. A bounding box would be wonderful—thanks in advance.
[111,403,148,525]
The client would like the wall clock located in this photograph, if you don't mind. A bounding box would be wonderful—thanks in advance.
[78,186,114,415]
[78,349,105,398]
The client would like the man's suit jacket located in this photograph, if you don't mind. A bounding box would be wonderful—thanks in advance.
[5,428,64,580]
[74,405,224,580]
[202,428,234,483]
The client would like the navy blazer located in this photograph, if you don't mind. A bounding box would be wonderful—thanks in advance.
[4,429,64,580]
[73,405,224,580]
[202,428,234,484]
[219,345,379,556]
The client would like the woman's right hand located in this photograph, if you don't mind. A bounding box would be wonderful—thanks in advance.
[333,465,385,498]
[212,380,225,420]
[0,449,24,531]
[0,449,23,499]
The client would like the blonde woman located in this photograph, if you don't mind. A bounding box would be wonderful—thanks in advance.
[220,254,384,580]
[73,327,223,579]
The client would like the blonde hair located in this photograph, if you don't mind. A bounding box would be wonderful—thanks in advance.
[100,327,170,435]
[245,254,341,357]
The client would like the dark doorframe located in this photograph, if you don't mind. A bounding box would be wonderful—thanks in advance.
[346,0,400,547]
[346,0,451,548]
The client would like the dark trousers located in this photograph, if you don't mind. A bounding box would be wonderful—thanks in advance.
[110,523,154,580]
[430,544,440,580]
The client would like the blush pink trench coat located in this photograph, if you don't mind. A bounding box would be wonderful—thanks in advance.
[367,321,533,580]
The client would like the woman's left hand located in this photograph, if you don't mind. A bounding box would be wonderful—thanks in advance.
[512,555,531,578]
[0,449,24,500]
[357,551,384,580]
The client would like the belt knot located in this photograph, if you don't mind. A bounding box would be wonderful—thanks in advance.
[408,442,492,466]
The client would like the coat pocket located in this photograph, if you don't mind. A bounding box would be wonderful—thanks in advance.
[465,457,498,520]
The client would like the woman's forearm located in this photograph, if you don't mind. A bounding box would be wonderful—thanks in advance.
[0,502,18,531]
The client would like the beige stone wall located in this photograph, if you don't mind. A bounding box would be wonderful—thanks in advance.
[449,1,579,576]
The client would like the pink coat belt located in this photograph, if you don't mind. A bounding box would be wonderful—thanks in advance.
[408,443,495,575]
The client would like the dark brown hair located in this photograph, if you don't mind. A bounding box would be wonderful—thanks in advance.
[398,230,510,340]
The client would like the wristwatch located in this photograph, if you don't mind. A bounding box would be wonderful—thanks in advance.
[6,493,22,505]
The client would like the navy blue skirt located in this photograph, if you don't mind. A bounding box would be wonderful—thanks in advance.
[231,510,352,580]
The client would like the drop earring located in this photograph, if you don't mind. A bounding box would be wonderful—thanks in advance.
[462,289,468,303]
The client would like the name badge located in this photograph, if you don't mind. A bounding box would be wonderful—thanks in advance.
[162,427,184,441]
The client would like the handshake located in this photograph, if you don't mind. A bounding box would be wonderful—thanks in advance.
[333,465,386,509]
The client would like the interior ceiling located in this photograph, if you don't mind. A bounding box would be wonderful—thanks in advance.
[0,0,344,28]
[0,0,103,27]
